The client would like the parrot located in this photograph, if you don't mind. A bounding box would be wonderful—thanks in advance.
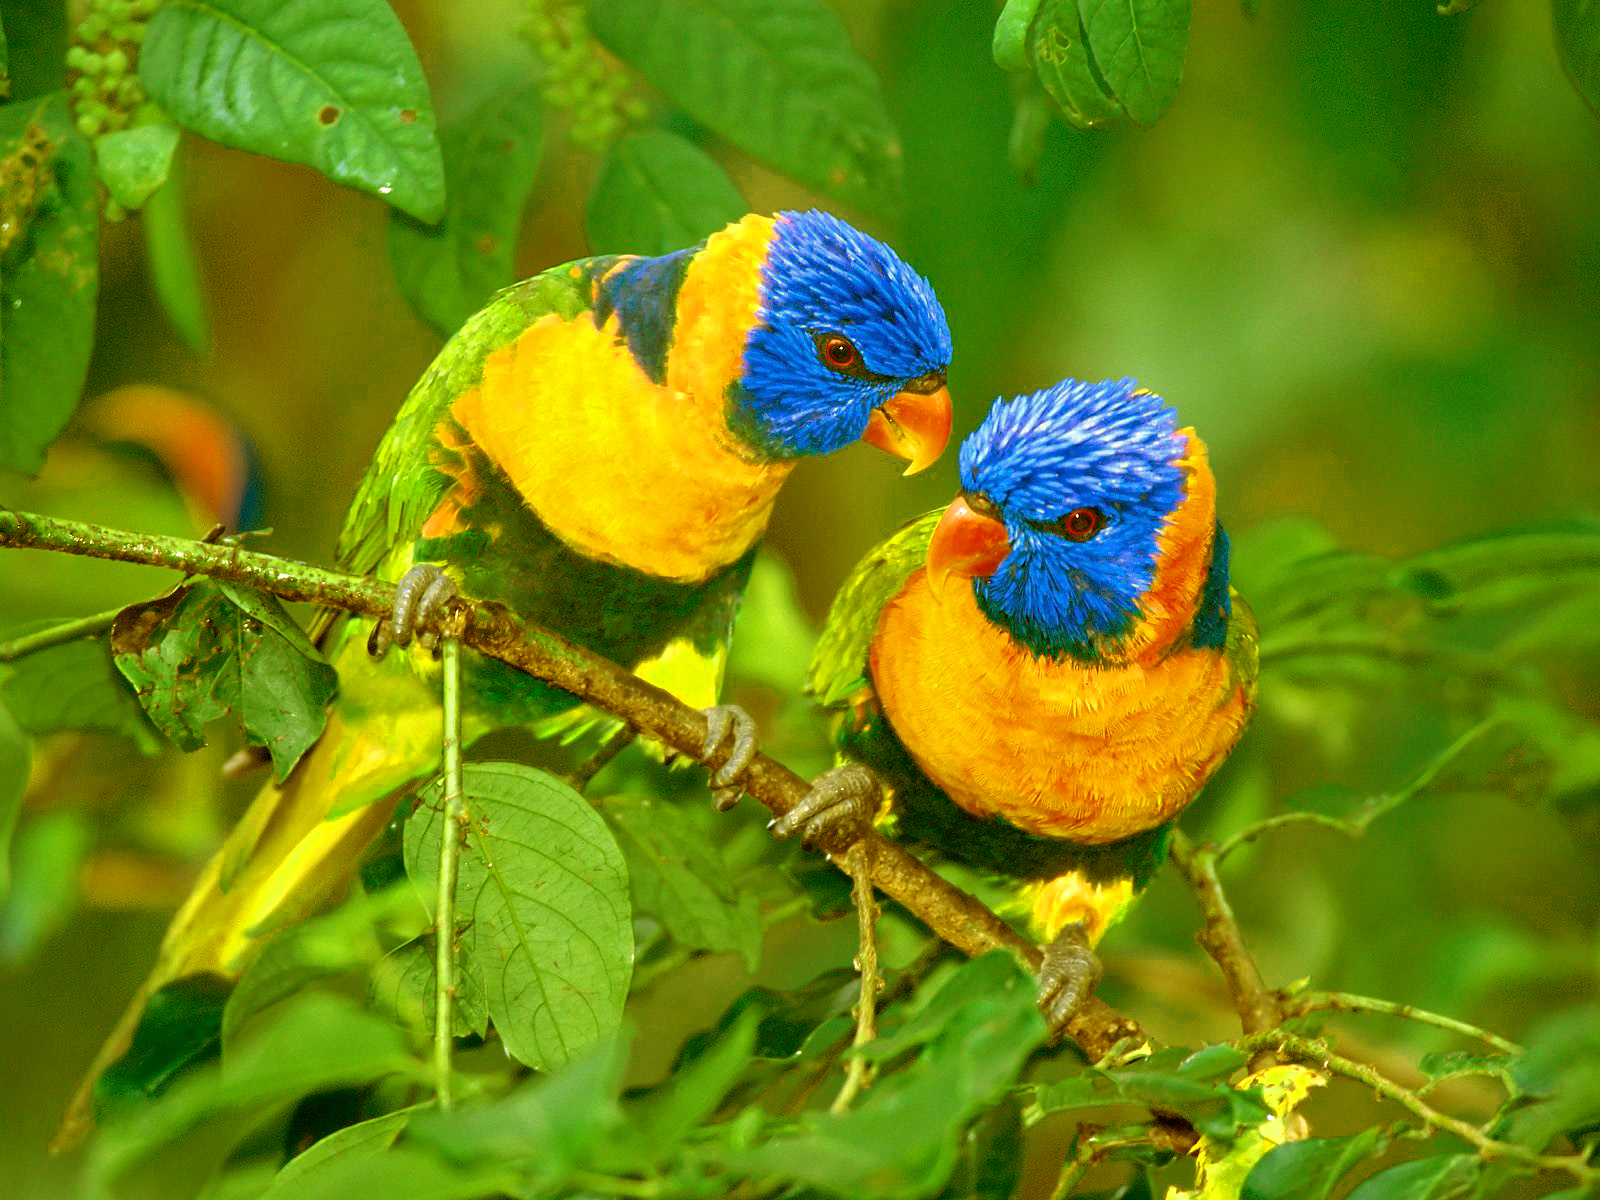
[61,210,953,1142]
[780,377,1257,1028]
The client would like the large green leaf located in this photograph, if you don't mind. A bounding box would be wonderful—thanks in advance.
[390,82,545,338]
[585,129,745,257]
[1343,1154,1478,1200]
[0,91,99,473]
[0,699,28,901]
[111,580,337,779]
[143,144,211,354]
[94,975,232,1127]
[256,1144,512,1200]
[588,0,902,217]
[139,0,445,220]
[93,121,180,209]
[263,1108,416,1200]
[372,933,490,1041]
[1075,0,1191,128]
[1028,1044,1270,1140]
[1028,0,1127,129]
[1243,1129,1389,1200]
[603,793,761,969]
[404,763,633,1072]
[1554,0,1600,118]
[0,630,160,752]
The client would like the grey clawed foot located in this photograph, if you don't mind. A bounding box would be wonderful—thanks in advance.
[770,763,878,851]
[370,564,459,657]
[1037,921,1103,1034]
[701,704,760,812]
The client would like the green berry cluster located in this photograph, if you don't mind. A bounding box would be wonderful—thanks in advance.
[522,0,645,153]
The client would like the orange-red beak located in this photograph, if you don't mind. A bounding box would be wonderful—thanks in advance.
[927,493,1009,603]
[861,378,952,476]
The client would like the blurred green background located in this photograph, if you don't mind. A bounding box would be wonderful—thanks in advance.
[3,0,1598,1195]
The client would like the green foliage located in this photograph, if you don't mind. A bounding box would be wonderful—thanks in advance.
[1554,0,1600,117]
[585,130,746,257]
[93,120,179,210]
[0,697,29,900]
[142,147,211,354]
[1,629,160,751]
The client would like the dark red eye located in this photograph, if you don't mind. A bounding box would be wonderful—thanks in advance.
[820,334,859,370]
[1057,507,1104,541]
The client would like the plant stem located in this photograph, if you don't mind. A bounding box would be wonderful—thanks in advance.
[0,507,1149,1061]
[433,635,467,1109]
[1282,989,1522,1055]
[0,607,119,661]
[831,842,881,1114]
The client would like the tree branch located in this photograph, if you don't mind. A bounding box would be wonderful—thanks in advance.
[0,507,1146,1060]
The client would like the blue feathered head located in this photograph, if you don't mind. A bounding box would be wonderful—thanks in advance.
[732,211,953,465]
[951,378,1192,659]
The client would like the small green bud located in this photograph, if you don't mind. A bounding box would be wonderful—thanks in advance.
[104,49,130,76]
[66,46,92,70]
[76,112,103,138]
[80,13,108,39]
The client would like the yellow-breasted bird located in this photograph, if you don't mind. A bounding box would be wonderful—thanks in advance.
[64,210,953,1140]
[783,378,1256,1025]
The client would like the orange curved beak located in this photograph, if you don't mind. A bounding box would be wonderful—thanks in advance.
[861,380,952,476]
[927,493,1009,603]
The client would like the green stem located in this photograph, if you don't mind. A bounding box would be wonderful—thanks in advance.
[0,606,120,661]
[1283,989,1522,1055]
[830,842,881,1114]
[434,636,467,1109]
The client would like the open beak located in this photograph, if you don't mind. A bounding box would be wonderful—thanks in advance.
[862,376,952,476]
[926,493,1009,603]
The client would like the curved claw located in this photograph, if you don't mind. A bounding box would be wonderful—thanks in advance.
[772,763,878,849]
[370,564,459,657]
[1037,921,1103,1033]
[701,704,759,811]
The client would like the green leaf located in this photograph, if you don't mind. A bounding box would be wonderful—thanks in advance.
[257,1144,513,1200]
[263,1108,415,1200]
[389,81,544,338]
[94,975,231,1126]
[92,992,424,1183]
[0,11,10,101]
[404,763,633,1072]
[588,0,902,217]
[111,580,337,778]
[0,630,160,752]
[372,933,490,1041]
[143,144,211,354]
[635,1007,758,1151]
[1554,0,1600,118]
[1243,1130,1389,1200]
[1028,1046,1271,1141]
[0,808,91,962]
[1075,0,1191,129]
[585,129,745,257]
[94,120,180,209]
[994,0,1047,73]
[1028,0,1127,129]
[1344,1154,1478,1200]
[0,91,99,473]
[728,551,817,694]
[139,0,445,220]
[0,699,28,901]
[604,793,761,969]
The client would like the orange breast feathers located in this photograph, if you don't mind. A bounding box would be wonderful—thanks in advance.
[868,571,1251,844]
[450,216,794,585]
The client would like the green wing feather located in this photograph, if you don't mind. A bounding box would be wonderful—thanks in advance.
[335,270,595,576]
[808,509,941,707]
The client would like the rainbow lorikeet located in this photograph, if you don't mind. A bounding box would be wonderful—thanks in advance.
[69,211,953,1132]
[783,378,1256,1026]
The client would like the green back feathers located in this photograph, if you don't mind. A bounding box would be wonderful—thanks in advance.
[808,509,941,707]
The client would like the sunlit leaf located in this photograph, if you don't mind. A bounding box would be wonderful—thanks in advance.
[589,0,903,217]
[728,551,816,694]
[112,580,337,779]
[0,91,99,474]
[404,763,632,1072]
[390,81,545,338]
[585,129,745,257]
[94,121,179,209]
[139,0,445,220]
[1076,0,1191,129]
[1554,0,1600,119]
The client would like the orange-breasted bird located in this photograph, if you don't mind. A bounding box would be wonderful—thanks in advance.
[784,377,1256,1025]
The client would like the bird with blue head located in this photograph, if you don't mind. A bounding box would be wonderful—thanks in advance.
[790,376,1257,1028]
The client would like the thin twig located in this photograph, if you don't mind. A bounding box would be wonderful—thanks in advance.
[830,841,881,1114]
[0,606,120,661]
[433,634,467,1109]
[569,725,637,792]
[1281,989,1522,1055]
[1245,1030,1600,1185]
[1169,830,1280,1042]
[0,507,1147,1061]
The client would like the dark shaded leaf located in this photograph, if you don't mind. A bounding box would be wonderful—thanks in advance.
[143,144,211,354]
[634,1007,758,1152]
[0,91,99,473]
[404,763,632,1072]
[94,975,230,1126]
[1028,0,1126,129]
[589,0,902,216]
[0,631,159,752]
[94,121,180,209]
[604,792,761,969]
[0,808,91,962]
[585,129,745,257]
[1029,1045,1270,1141]
[1344,1153,1477,1200]
[1075,0,1191,128]
[139,0,445,220]
[390,81,544,338]
[112,580,337,778]
[1554,0,1600,118]
[1243,1129,1388,1200]
[0,698,28,900]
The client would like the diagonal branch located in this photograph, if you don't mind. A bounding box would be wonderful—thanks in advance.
[0,506,1147,1060]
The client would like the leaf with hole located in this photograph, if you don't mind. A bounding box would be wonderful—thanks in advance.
[1076,0,1191,128]
[1029,0,1127,129]
[138,0,444,220]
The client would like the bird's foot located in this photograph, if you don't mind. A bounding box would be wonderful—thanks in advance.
[369,564,459,657]
[1037,921,1103,1034]
[770,763,878,851]
[701,704,759,812]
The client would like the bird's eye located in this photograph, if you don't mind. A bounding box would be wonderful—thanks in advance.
[819,334,860,371]
[1055,507,1104,541]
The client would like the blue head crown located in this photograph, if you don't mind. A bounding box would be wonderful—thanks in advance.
[959,378,1192,660]
[732,210,952,458]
